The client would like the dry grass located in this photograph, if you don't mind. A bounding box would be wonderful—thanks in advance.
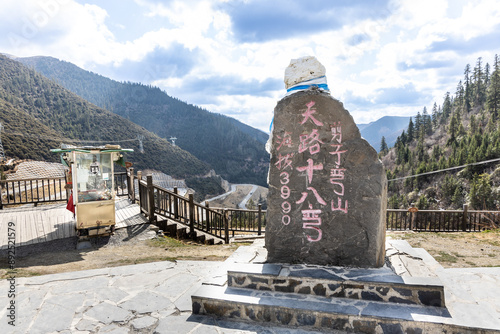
[3,230,499,279]
[388,230,500,268]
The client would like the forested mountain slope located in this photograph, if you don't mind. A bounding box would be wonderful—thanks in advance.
[0,54,211,183]
[382,55,500,211]
[16,56,269,186]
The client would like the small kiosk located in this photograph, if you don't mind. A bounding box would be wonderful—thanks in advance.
[52,144,133,236]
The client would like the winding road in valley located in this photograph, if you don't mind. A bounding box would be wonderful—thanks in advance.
[205,184,260,209]
[238,185,258,209]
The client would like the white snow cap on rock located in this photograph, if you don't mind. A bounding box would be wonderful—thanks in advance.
[284,56,326,89]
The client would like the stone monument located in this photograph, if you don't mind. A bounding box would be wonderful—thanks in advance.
[192,58,488,334]
[265,56,387,267]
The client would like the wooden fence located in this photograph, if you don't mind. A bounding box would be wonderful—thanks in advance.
[2,170,499,238]
[386,205,500,232]
[135,172,266,243]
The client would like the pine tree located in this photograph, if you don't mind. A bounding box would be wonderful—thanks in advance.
[407,117,414,142]
[380,136,389,154]
[414,111,422,136]
[447,112,459,146]
[485,62,491,88]
[455,80,464,109]
[422,107,432,135]
[469,114,477,134]
[472,57,486,107]
[431,102,439,128]
[469,174,494,210]
[464,64,472,113]
[487,54,500,120]
[442,92,452,120]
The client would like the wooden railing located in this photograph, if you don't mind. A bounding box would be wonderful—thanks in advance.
[386,205,500,232]
[136,173,266,243]
[212,207,267,236]
[3,170,498,237]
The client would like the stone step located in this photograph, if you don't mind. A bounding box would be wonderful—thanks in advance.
[157,219,223,245]
[227,263,445,307]
[191,285,477,333]
[196,233,206,244]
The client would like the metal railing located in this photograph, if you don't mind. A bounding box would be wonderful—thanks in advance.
[0,177,69,209]
[0,171,131,209]
[114,171,129,197]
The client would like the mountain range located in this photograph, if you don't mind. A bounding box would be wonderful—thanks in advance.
[0,54,221,197]
[358,116,411,151]
[14,56,269,187]
[1,53,417,200]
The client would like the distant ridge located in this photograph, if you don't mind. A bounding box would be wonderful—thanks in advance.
[16,56,269,186]
[0,54,213,193]
[359,116,411,151]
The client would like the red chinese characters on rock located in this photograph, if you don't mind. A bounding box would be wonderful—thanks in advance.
[275,133,294,226]
[296,101,325,242]
[330,122,348,213]
[273,101,349,243]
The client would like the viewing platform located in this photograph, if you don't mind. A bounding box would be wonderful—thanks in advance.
[0,198,146,250]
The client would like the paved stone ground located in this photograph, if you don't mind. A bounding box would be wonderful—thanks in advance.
[1,240,499,333]
[0,242,342,334]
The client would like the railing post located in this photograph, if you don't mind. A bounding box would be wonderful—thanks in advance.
[64,170,71,202]
[147,174,155,223]
[136,171,143,214]
[258,204,262,236]
[128,167,135,203]
[224,209,229,244]
[462,204,469,232]
[0,182,3,210]
[173,187,179,219]
[410,203,416,231]
[189,194,195,240]
[205,201,211,232]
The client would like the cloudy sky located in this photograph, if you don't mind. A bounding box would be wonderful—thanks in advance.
[1,0,499,133]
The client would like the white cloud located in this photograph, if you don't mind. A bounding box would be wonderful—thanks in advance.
[1,0,499,132]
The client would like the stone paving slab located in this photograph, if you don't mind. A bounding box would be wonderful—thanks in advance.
[1,239,500,333]
[0,243,335,333]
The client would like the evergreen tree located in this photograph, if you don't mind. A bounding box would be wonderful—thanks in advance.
[442,92,452,120]
[447,112,459,146]
[380,136,389,155]
[469,114,477,134]
[472,57,486,107]
[464,64,472,113]
[485,62,491,88]
[414,111,422,136]
[455,80,464,109]
[407,117,415,142]
[487,54,500,120]
[431,102,439,128]
[469,174,494,210]
[422,107,432,135]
